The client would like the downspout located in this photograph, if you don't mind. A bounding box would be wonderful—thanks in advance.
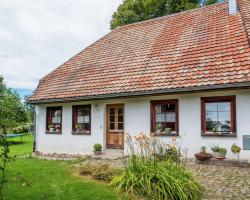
[33,109,36,152]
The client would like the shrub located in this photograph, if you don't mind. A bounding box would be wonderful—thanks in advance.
[111,157,201,200]
[79,162,123,182]
[12,123,32,133]
[218,148,227,155]
[128,133,182,163]
[93,143,102,152]
[111,134,202,200]
[211,146,227,155]
[231,143,241,154]
[200,146,206,153]
[48,124,54,129]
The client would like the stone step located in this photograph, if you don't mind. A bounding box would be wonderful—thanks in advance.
[92,148,124,160]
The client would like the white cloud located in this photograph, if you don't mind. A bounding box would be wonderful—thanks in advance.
[0,0,122,90]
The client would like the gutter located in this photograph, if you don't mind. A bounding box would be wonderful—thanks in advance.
[27,82,250,104]
[33,110,36,152]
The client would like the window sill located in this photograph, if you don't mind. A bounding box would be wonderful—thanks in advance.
[153,133,179,137]
[71,131,91,135]
[201,132,237,137]
[45,131,62,135]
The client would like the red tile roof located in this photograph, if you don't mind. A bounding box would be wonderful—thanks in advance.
[29,0,250,103]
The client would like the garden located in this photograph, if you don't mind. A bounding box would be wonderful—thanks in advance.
[78,134,250,200]
[0,133,249,199]
[3,135,126,200]
[1,134,202,200]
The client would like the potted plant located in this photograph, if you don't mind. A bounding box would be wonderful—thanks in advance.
[55,110,61,117]
[194,146,213,161]
[75,124,81,132]
[231,143,241,160]
[55,125,61,132]
[156,124,161,135]
[211,146,227,160]
[164,128,171,135]
[93,143,102,155]
[48,124,54,132]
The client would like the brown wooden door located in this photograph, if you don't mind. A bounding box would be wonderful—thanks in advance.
[106,104,124,149]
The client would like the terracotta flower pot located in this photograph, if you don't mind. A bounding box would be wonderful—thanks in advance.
[94,150,102,155]
[49,128,54,132]
[195,153,213,161]
[213,152,226,160]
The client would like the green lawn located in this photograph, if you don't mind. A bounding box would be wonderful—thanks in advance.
[8,134,34,156]
[3,135,124,200]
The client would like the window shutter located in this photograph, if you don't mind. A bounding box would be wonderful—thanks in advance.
[46,108,52,130]
[201,98,206,133]
[73,107,77,130]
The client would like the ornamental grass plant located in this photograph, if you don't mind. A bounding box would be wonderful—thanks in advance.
[111,133,202,200]
[79,162,123,182]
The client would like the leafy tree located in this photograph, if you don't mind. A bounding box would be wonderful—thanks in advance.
[110,0,220,29]
[205,0,218,5]
[0,76,27,134]
[24,96,34,125]
[0,76,18,199]
[0,135,14,200]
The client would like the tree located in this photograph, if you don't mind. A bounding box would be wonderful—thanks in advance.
[0,134,14,200]
[204,0,218,5]
[0,76,27,134]
[0,76,18,199]
[110,0,220,29]
[24,96,34,125]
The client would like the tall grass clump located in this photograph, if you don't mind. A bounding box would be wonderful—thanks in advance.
[79,161,123,182]
[110,133,202,200]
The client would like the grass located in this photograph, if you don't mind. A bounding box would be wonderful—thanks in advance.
[7,134,34,156]
[3,135,124,200]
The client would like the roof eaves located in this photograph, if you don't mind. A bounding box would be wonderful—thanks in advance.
[27,82,250,104]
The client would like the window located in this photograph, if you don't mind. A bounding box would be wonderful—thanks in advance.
[201,96,236,136]
[107,105,124,131]
[151,100,178,136]
[46,107,62,133]
[72,105,91,134]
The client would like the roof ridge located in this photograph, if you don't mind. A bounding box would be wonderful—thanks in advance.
[116,2,226,30]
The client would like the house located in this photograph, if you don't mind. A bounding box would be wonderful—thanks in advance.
[28,0,250,159]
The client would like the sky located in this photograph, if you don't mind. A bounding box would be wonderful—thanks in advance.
[0,0,122,97]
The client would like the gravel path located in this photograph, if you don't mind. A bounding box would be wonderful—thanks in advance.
[186,162,250,200]
[61,154,250,200]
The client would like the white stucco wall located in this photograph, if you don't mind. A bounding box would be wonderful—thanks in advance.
[35,89,250,160]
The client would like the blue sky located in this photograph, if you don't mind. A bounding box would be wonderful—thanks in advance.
[14,88,33,100]
[0,0,122,95]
